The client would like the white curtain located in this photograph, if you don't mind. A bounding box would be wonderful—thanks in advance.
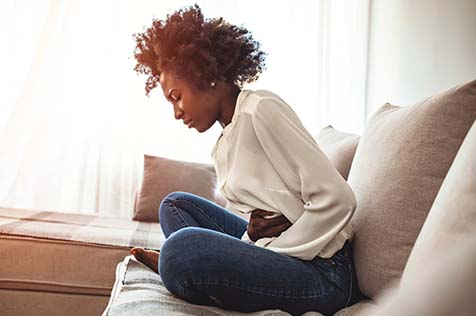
[0,0,369,217]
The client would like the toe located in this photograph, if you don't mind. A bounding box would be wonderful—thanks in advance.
[130,247,144,256]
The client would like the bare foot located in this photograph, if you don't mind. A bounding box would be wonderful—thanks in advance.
[130,247,160,274]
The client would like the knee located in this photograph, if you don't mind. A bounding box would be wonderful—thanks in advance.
[163,191,189,204]
[159,227,214,271]
[161,191,189,208]
[158,227,219,288]
[159,227,204,294]
[158,191,188,222]
[159,228,233,305]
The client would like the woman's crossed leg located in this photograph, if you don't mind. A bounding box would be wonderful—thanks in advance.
[133,191,350,316]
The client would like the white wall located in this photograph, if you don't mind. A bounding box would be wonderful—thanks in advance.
[366,0,476,117]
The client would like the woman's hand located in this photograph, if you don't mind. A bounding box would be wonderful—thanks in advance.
[246,209,292,242]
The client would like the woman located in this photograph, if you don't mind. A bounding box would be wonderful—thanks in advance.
[130,4,361,316]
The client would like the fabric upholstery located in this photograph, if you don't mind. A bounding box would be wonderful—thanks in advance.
[332,300,377,316]
[347,79,476,298]
[102,256,294,316]
[0,288,109,316]
[103,256,378,316]
[133,154,223,222]
[0,234,127,296]
[315,125,360,180]
[0,207,165,316]
[402,119,476,279]
[0,207,165,249]
[363,239,476,316]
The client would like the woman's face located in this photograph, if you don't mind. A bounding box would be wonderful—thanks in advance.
[159,71,219,133]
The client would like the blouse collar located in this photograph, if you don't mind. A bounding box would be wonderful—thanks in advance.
[211,89,251,157]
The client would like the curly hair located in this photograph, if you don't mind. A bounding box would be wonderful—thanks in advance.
[133,4,267,96]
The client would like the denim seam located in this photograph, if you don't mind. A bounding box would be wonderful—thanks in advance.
[169,201,192,227]
[331,259,337,283]
[345,262,353,306]
[173,198,228,234]
[331,258,351,302]
[189,280,331,299]
[177,280,228,306]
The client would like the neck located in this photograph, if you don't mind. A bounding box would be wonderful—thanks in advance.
[218,84,241,128]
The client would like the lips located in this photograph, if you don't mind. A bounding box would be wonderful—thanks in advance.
[183,119,193,128]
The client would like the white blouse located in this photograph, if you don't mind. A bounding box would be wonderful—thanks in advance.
[211,89,356,260]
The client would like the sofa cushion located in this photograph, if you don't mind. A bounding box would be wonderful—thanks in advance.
[402,119,476,280]
[1,288,109,316]
[104,257,380,316]
[315,125,360,180]
[363,238,476,316]
[102,256,296,316]
[133,154,224,222]
[0,207,165,297]
[347,80,476,298]
[332,300,377,316]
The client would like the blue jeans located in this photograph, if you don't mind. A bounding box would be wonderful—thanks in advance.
[157,191,362,316]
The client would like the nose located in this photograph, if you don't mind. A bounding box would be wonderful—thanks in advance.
[173,104,184,120]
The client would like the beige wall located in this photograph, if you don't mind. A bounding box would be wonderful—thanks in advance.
[366,0,476,116]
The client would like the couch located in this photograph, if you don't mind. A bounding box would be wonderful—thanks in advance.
[1,80,475,316]
[101,79,476,315]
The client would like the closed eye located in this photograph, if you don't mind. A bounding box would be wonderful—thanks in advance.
[167,90,180,102]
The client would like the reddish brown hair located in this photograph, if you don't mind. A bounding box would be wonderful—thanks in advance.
[133,4,267,96]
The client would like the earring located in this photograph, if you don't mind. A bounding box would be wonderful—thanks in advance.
[210,81,216,87]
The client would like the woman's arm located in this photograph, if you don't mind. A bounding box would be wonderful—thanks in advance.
[250,97,356,260]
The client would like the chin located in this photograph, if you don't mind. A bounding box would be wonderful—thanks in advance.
[196,126,206,133]
[195,123,212,133]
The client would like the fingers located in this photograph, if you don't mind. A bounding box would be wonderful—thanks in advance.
[252,209,273,214]
[272,215,292,225]
[271,221,293,234]
[130,247,144,255]
[260,221,293,239]
[252,209,279,217]
[247,210,292,241]
[277,220,293,230]
[266,216,291,228]
[251,209,291,225]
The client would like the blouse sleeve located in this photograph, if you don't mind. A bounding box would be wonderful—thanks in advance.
[251,97,356,260]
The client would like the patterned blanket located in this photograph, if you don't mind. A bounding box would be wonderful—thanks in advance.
[0,207,165,250]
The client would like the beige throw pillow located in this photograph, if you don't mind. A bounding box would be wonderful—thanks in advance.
[133,155,223,222]
[360,120,476,316]
[402,119,476,280]
[315,125,360,180]
[347,79,476,299]
[364,239,476,316]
